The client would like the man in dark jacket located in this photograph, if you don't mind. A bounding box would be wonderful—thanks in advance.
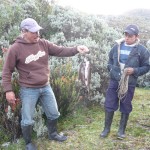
[100,24,150,139]
[2,18,89,150]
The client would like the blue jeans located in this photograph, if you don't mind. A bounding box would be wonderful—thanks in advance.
[19,85,60,126]
[105,80,135,114]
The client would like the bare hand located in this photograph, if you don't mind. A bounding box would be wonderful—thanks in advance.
[6,91,16,104]
[77,45,89,54]
[124,67,134,75]
[1,47,8,53]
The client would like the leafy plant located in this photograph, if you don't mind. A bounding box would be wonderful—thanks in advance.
[0,85,21,145]
[50,60,79,118]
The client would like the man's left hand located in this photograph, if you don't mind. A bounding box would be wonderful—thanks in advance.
[77,45,89,54]
[125,67,134,75]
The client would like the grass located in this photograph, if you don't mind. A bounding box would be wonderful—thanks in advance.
[1,87,150,150]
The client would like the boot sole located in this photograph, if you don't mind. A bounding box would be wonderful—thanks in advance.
[49,137,67,142]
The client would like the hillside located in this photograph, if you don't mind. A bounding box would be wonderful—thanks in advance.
[104,8,150,45]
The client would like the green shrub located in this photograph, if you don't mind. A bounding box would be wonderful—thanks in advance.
[0,72,21,145]
[50,60,79,118]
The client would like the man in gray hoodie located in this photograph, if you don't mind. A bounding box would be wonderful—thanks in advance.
[2,18,89,150]
[100,24,150,140]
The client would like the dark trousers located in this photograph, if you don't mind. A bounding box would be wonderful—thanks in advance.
[105,80,135,114]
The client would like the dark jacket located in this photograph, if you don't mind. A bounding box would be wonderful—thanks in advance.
[107,38,150,86]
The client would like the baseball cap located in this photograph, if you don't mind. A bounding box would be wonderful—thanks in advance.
[20,18,43,32]
[124,24,139,35]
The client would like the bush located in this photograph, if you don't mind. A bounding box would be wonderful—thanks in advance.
[0,74,21,145]
[50,59,79,118]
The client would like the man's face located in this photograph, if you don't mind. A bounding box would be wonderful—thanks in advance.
[124,32,139,45]
[24,30,40,43]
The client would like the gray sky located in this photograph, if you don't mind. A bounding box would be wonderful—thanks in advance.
[58,0,150,15]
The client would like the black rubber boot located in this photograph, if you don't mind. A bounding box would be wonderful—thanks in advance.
[47,119,67,142]
[117,113,129,140]
[22,125,37,150]
[100,111,114,138]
